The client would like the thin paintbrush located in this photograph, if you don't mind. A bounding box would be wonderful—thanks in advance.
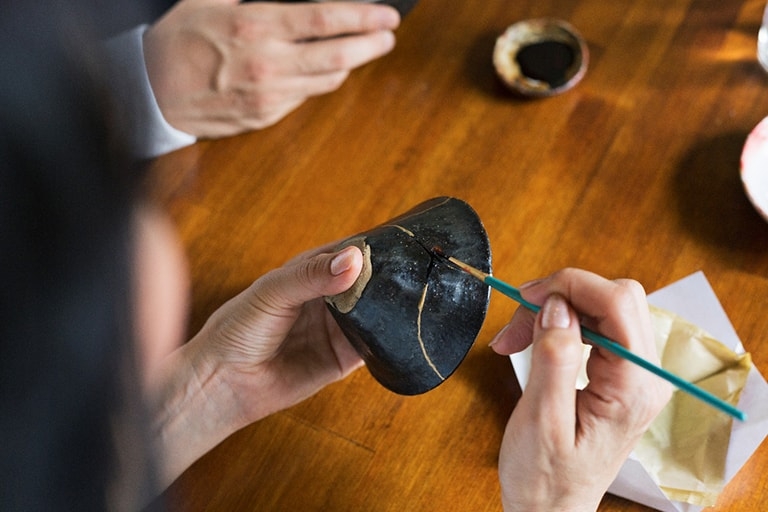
[438,252,747,422]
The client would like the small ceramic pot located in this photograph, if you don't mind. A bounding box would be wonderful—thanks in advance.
[326,197,492,395]
[493,18,589,97]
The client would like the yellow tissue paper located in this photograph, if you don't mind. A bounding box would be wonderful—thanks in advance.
[633,305,752,507]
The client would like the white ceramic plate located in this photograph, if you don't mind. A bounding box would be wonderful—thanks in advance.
[741,116,768,222]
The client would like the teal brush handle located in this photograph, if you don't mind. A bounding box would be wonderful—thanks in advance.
[484,275,747,422]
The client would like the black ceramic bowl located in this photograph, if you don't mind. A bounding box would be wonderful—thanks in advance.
[325,197,492,395]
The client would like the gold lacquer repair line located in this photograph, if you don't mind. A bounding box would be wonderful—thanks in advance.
[383,224,415,237]
[417,282,445,381]
[391,198,451,224]
[384,221,444,380]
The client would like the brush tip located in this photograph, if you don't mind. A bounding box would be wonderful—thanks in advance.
[430,248,486,280]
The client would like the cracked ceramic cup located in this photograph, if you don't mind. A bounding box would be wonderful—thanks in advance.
[325,197,492,395]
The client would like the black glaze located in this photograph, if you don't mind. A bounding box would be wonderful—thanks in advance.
[515,40,575,88]
[326,197,492,395]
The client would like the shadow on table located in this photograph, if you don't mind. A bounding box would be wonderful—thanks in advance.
[673,132,768,264]
[456,345,521,429]
[464,30,524,100]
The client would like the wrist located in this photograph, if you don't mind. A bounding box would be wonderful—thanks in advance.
[145,337,248,487]
[501,485,602,512]
[102,25,196,158]
[503,499,601,512]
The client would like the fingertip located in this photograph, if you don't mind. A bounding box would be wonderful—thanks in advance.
[488,324,509,351]
[327,246,366,298]
[292,2,400,40]
[379,29,397,53]
[524,297,584,401]
[330,245,362,276]
[488,308,537,355]
[370,5,401,29]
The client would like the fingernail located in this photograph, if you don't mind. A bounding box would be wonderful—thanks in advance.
[488,324,509,347]
[540,294,571,329]
[330,248,354,276]
[519,278,544,290]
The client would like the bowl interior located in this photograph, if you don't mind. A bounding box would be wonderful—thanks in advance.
[493,18,589,97]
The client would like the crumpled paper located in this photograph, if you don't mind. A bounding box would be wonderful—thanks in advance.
[635,305,752,506]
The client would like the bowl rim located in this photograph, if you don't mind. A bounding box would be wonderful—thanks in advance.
[740,115,768,222]
[493,17,589,97]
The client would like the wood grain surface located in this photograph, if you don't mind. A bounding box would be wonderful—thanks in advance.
[149,0,768,509]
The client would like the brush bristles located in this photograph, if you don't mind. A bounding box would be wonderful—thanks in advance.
[446,256,489,281]
[431,247,489,281]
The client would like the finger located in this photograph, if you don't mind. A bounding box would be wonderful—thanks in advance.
[516,294,584,438]
[282,238,351,267]
[488,306,536,355]
[239,96,306,131]
[270,3,401,41]
[519,273,671,427]
[257,245,363,313]
[234,69,350,119]
[288,30,396,75]
[519,269,655,359]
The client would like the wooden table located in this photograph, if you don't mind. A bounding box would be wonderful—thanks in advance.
[150,0,768,509]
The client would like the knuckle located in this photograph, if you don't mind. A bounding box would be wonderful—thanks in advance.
[536,330,584,368]
[295,254,331,295]
[231,89,294,130]
[551,267,580,281]
[241,90,273,113]
[608,279,645,316]
[295,261,317,290]
[635,381,671,426]
[324,48,356,71]
[323,70,349,92]
[615,278,646,300]
[549,267,580,291]
[243,58,275,84]
[307,8,334,35]
[230,15,265,42]
[231,17,250,39]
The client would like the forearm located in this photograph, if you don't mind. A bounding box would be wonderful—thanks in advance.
[144,247,368,488]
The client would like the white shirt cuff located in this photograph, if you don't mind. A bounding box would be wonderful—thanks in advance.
[103,25,196,159]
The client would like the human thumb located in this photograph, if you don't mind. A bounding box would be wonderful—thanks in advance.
[255,245,364,313]
[518,294,585,427]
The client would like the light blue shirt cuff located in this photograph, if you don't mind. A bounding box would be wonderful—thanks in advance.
[104,25,197,159]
